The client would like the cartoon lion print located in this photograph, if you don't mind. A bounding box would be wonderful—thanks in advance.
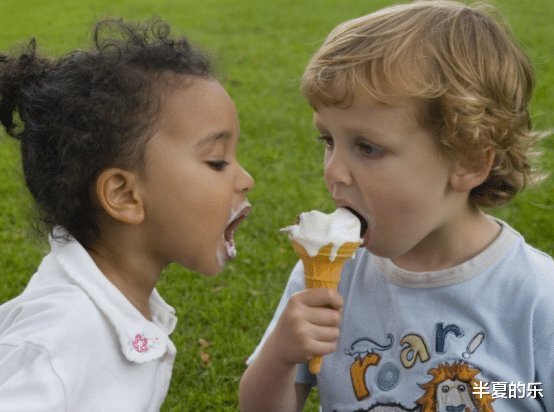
[416,361,494,412]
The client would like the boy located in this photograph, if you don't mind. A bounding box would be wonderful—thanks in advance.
[239,1,553,411]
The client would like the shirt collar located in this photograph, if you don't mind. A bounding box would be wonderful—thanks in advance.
[374,218,520,288]
[49,230,177,363]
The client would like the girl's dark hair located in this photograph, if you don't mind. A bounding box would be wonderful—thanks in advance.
[0,18,214,247]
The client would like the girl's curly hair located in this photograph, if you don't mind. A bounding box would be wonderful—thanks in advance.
[302,1,549,208]
[0,18,214,247]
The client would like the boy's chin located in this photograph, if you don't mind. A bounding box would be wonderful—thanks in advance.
[362,241,395,259]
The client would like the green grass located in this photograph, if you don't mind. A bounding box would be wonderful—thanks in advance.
[0,1,552,410]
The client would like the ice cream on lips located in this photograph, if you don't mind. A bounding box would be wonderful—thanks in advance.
[281,207,363,262]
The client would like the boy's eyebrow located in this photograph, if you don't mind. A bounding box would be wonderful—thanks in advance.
[314,116,387,140]
[195,131,232,149]
[313,119,326,132]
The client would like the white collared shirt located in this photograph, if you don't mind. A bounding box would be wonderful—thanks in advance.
[0,234,177,411]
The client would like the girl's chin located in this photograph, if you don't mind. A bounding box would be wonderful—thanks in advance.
[201,261,223,277]
[186,250,225,276]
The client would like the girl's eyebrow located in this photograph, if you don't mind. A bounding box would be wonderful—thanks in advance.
[196,131,232,149]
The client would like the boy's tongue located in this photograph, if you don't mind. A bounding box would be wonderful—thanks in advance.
[281,208,362,259]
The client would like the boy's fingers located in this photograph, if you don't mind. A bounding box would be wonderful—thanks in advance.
[308,338,339,357]
[310,325,341,342]
[305,306,342,327]
[300,288,343,310]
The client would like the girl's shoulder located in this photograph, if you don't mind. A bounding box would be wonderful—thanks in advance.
[0,275,96,351]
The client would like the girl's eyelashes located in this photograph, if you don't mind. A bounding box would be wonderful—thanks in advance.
[207,160,230,171]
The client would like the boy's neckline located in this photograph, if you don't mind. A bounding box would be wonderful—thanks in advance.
[374,218,519,288]
[390,212,502,272]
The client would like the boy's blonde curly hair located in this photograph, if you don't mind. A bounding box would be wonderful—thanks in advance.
[302,0,547,208]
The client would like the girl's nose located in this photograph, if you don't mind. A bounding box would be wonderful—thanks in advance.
[237,166,255,193]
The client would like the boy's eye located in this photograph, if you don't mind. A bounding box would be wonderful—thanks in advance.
[357,141,383,157]
[207,160,229,171]
[317,135,334,149]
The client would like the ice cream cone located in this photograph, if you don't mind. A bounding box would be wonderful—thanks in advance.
[291,240,360,374]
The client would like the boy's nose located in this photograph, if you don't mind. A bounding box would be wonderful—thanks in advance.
[324,149,352,188]
[237,166,255,193]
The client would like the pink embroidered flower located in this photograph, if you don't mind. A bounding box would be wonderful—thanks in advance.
[132,334,149,353]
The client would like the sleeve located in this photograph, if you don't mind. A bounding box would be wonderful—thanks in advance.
[0,342,66,411]
[246,260,317,386]
[531,254,554,411]
[533,300,554,411]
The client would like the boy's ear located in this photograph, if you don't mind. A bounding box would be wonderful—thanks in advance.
[95,168,145,225]
[450,148,495,192]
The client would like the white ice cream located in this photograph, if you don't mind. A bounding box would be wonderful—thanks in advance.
[281,208,362,261]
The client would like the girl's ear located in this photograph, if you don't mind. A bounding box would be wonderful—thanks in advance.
[450,148,495,193]
[95,168,145,225]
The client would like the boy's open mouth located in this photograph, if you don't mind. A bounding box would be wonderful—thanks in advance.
[344,207,369,240]
[224,203,252,259]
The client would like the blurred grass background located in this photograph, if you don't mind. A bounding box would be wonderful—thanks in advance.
[0,0,552,410]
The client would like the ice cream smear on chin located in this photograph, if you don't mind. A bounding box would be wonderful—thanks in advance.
[281,208,362,262]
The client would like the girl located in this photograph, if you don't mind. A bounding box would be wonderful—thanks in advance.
[0,18,253,411]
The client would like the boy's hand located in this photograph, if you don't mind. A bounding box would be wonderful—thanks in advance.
[269,289,343,367]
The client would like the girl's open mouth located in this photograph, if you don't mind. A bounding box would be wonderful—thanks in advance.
[223,202,252,260]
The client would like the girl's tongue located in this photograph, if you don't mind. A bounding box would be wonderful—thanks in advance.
[223,204,251,259]
[224,223,238,259]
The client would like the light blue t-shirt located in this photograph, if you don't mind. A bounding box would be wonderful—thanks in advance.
[249,220,554,411]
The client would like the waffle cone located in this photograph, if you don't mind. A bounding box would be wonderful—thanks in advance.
[292,241,359,290]
[291,240,360,374]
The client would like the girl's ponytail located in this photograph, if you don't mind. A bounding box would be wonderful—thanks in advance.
[0,39,51,137]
